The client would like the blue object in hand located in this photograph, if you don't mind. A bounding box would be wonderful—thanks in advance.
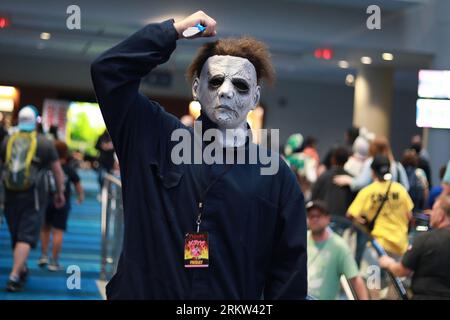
[183,23,207,38]
[196,24,206,32]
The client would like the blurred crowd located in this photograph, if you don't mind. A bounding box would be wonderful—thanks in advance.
[1,104,449,300]
[284,127,450,300]
[0,106,118,292]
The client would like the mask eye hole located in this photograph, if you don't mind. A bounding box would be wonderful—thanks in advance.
[209,76,224,89]
[232,79,249,93]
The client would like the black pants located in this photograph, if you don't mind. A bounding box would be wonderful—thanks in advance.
[4,188,45,249]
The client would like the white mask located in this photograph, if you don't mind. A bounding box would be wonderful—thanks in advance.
[192,55,261,130]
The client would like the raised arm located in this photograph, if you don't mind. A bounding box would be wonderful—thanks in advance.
[90,12,217,160]
[90,20,178,150]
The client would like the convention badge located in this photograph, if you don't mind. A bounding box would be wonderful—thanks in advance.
[182,24,206,38]
[184,232,209,268]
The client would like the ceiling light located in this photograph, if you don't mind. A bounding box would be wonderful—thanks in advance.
[382,53,394,61]
[361,56,372,65]
[338,60,349,69]
[345,74,355,86]
[40,32,51,40]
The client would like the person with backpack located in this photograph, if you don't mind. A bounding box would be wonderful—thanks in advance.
[0,105,65,292]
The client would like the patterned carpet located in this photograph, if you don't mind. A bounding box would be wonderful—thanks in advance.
[0,170,103,300]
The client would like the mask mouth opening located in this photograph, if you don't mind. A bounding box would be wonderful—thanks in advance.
[214,105,239,119]
[215,104,233,111]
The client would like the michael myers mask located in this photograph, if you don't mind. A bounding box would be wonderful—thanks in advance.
[192,55,261,129]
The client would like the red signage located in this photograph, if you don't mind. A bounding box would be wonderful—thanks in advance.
[0,17,11,29]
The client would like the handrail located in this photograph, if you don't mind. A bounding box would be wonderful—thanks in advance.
[332,215,409,300]
[100,173,123,281]
[340,275,356,300]
[104,173,122,188]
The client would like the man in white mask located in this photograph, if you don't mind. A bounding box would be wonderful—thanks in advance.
[191,55,260,147]
[91,11,306,299]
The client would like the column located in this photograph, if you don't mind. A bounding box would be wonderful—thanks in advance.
[353,67,394,138]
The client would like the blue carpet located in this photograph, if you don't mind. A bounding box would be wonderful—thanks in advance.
[0,170,103,300]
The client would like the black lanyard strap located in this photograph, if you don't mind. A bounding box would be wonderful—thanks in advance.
[196,164,233,232]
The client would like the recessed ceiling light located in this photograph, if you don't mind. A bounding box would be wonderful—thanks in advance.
[40,32,51,40]
[361,56,372,65]
[338,60,349,69]
[382,53,394,61]
[345,74,355,86]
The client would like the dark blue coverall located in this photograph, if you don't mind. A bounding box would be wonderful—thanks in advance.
[91,19,307,299]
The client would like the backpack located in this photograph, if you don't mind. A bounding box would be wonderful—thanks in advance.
[405,166,425,211]
[3,131,38,191]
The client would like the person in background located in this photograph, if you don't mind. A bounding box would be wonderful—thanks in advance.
[1,105,65,292]
[334,136,410,192]
[442,160,450,196]
[0,112,8,147]
[0,112,8,223]
[410,134,432,188]
[306,200,368,300]
[48,125,59,141]
[303,136,320,165]
[344,136,370,178]
[346,155,413,297]
[95,129,115,193]
[379,195,450,300]
[401,149,428,213]
[39,140,84,271]
[428,166,447,209]
[311,146,353,229]
[284,133,317,201]
[410,134,430,160]
[321,127,360,172]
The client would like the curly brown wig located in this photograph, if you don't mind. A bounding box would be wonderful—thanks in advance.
[186,37,275,85]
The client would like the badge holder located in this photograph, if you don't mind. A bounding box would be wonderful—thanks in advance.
[184,202,209,268]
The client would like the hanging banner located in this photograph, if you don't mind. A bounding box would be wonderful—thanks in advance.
[42,98,70,141]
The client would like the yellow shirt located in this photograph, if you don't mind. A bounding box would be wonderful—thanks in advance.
[347,181,414,255]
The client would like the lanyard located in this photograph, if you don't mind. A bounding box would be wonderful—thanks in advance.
[196,164,233,233]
